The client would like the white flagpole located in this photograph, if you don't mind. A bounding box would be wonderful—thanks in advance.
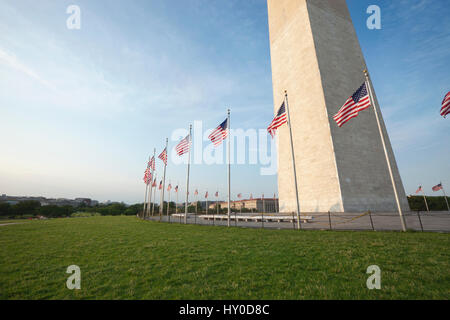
[184,125,192,224]
[227,109,231,227]
[160,138,168,219]
[143,181,149,219]
[167,182,171,217]
[176,182,179,215]
[206,193,208,215]
[151,172,157,216]
[143,157,150,218]
[147,149,156,218]
[364,70,406,232]
[284,91,302,230]
[421,187,430,213]
[441,183,450,212]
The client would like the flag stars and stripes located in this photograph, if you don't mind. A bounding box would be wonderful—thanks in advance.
[143,168,151,185]
[440,92,450,118]
[158,148,168,165]
[148,157,155,171]
[267,102,287,138]
[208,118,229,146]
[176,135,191,156]
[334,83,371,127]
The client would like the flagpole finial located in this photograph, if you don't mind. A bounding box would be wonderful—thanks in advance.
[285,90,287,96]
[363,69,368,76]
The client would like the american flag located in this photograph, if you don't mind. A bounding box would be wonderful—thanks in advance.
[158,148,168,165]
[440,92,450,118]
[415,186,423,194]
[194,189,198,196]
[167,183,172,192]
[267,102,287,138]
[148,157,155,171]
[208,118,229,146]
[175,185,178,193]
[143,168,151,185]
[205,191,208,199]
[159,180,162,190]
[215,191,219,197]
[432,183,443,192]
[176,135,191,156]
[334,83,371,127]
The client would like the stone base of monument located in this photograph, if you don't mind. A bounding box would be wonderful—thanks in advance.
[197,214,313,223]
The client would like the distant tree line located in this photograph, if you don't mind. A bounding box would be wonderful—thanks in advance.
[1,196,448,219]
[0,201,146,219]
[408,196,450,211]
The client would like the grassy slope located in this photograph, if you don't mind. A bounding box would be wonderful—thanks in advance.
[0,216,448,299]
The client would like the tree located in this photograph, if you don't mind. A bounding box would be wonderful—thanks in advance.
[12,201,41,216]
[38,205,73,218]
[0,202,12,217]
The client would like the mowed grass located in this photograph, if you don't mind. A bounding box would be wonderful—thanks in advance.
[0,216,448,300]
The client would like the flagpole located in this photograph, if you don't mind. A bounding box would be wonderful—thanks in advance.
[160,138,168,219]
[151,172,157,216]
[442,183,450,212]
[143,157,150,218]
[284,91,302,230]
[176,182,179,215]
[147,149,156,218]
[143,182,148,219]
[159,181,164,222]
[227,109,231,227]
[167,182,171,217]
[421,187,430,213]
[184,125,192,224]
[364,70,406,232]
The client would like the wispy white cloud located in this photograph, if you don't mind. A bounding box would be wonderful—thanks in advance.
[0,47,55,90]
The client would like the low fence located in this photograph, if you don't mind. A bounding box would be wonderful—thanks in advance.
[142,210,450,232]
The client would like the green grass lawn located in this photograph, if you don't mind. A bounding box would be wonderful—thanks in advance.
[0,216,448,299]
[0,219,32,224]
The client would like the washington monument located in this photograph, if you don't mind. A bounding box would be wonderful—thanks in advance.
[267,0,410,213]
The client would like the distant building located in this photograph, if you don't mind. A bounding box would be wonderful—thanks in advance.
[206,198,279,213]
[0,195,99,207]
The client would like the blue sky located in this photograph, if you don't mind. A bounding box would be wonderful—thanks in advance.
[0,0,448,204]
